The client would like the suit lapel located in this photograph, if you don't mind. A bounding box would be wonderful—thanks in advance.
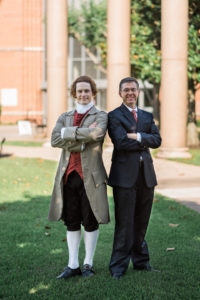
[137,109,143,131]
[119,105,146,132]
[119,104,136,126]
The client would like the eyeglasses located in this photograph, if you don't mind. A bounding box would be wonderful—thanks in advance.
[121,88,138,93]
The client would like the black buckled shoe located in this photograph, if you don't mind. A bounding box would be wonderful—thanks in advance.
[56,266,82,279]
[82,264,95,277]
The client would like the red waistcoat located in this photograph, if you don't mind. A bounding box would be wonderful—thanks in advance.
[64,110,88,183]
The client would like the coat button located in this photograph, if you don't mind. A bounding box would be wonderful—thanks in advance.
[62,167,65,171]
[96,184,99,187]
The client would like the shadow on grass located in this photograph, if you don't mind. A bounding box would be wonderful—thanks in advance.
[180,199,200,213]
[0,193,200,300]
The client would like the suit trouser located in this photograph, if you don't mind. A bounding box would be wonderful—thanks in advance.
[109,163,154,275]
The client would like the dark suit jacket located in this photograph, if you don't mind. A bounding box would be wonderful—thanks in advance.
[108,104,161,188]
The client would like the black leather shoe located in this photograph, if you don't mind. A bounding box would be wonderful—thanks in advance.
[112,273,123,279]
[82,264,95,277]
[56,266,82,279]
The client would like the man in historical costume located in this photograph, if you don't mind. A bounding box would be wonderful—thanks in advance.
[48,76,109,280]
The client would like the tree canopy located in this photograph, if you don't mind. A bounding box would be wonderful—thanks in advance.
[68,0,200,89]
[68,0,107,73]
[130,0,161,83]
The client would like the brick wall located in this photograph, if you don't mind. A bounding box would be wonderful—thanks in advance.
[0,0,44,124]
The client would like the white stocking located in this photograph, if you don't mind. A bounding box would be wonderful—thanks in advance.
[83,229,99,266]
[67,230,81,269]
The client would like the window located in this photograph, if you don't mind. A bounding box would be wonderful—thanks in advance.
[68,36,107,110]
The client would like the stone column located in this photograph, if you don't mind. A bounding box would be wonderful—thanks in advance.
[158,0,190,158]
[47,0,67,137]
[106,0,131,112]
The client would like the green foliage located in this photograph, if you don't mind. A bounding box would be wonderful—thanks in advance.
[188,1,200,87]
[68,0,107,66]
[130,0,161,83]
[68,0,200,82]
[0,157,200,299]
[130,0,200,88]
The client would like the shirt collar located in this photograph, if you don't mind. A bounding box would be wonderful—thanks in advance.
[123,103,138,112]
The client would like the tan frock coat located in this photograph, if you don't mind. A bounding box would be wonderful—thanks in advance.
[48,106,110,224]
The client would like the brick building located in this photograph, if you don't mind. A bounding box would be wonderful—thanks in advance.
[0,0,199,125]
[0,0,44,124]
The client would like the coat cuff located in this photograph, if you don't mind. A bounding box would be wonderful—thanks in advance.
[62,126,78,141]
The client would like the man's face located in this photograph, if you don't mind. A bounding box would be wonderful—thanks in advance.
[76,82,93,105]
[119,81,140,109]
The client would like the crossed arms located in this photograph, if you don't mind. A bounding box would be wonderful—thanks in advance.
[51,111,108,152]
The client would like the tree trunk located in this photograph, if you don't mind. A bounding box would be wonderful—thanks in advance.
[152,83,160,127]
[187,84,199,147]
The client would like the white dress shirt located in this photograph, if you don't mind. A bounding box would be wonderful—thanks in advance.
[123,104,142,143]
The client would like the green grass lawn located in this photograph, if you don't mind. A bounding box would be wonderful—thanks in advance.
[152,148,200,166]
[169,148,200,166]
[0,157,200,300]
[4,141,43,147]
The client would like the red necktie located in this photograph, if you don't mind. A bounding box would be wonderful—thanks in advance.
[132,110,137,122]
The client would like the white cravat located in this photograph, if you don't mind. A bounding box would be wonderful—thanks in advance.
[75,101,94,114]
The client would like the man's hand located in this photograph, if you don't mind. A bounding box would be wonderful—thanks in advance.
[127,133,137,140]
[89,122,97,128]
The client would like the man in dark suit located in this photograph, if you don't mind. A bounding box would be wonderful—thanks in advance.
[108,77,161,279]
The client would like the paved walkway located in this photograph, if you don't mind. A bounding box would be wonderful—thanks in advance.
[2,142,200,214]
